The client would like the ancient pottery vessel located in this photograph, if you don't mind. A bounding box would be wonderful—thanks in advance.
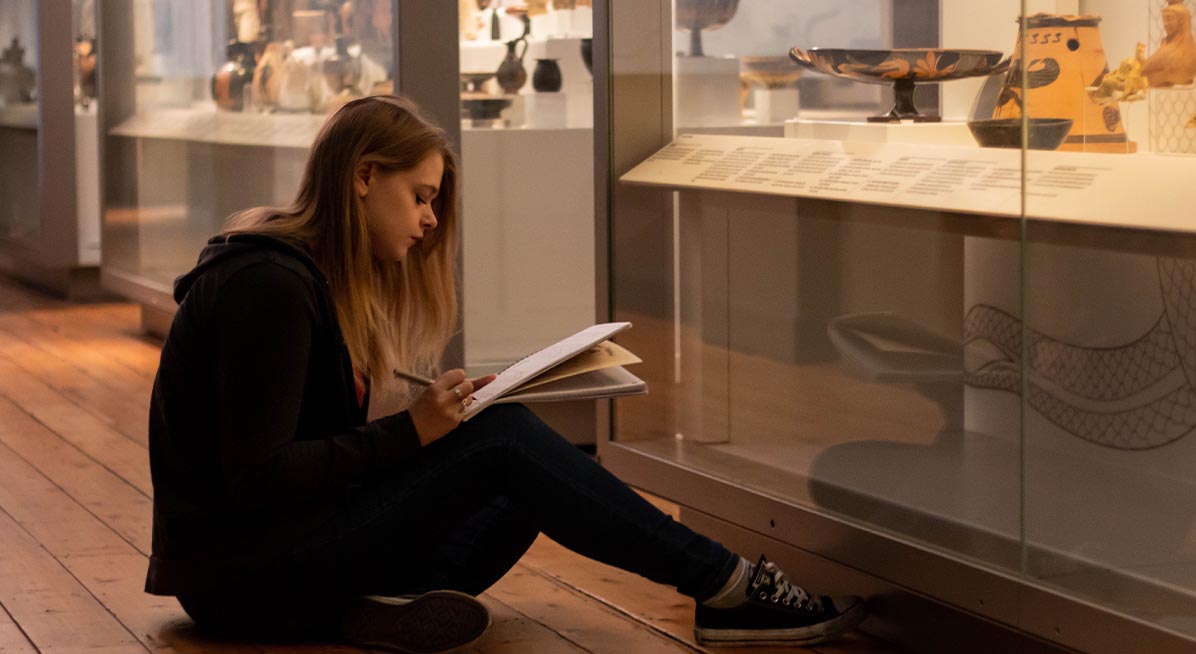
[790,47,1004,122]
[739,55,803,89]
[533,58,562,92]
[497,38,529,94]
[580,38,593,75]
[0,37,36,106]
[676,0,739,57]
[967,117,1074,150]
[993,13,1129,152]
[211,40,255,112]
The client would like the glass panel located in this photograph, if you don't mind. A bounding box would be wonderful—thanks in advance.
[0,0,40,240]
[75,0,102,265]
[610,0,1030,574]
[1020,0,1196,637]
[101,0,395,293]
[457,0,596,372]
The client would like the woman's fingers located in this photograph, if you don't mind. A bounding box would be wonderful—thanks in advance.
[471,373,498,392]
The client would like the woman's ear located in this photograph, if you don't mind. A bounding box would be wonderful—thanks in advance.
[353,161,372,198]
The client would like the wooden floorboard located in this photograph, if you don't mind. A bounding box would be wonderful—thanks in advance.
[0,274,900,654]
[0,323,151,445]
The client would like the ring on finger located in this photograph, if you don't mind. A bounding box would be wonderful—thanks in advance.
[452,386,463,399]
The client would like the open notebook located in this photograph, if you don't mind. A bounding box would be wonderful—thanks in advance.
[465,322,647,420]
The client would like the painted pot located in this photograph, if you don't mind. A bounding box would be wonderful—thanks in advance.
[497,38,529,94]
[211,41,255,112]
[0,37,36,105]
[993,13,1129,152]
[533,58,562,92]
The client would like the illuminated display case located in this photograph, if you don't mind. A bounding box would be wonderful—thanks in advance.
[97,0,405,320]
[0,0,102,297]
[597,1,1196,653]
[97,1,599,438]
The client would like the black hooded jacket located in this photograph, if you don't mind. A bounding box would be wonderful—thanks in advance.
[145,233,421,596]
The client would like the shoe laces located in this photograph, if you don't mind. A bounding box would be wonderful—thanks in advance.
[753,561,822,612]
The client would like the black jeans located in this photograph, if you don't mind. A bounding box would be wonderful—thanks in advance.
[179,404,739,639]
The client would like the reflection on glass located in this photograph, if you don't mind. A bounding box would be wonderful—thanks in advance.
[0,0,39,240]
[613,0,1025,579]
[1016,0,1196,639]
[610,0,1196,644]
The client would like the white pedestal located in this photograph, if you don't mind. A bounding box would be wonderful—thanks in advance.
[753,88,800,125]
[530,8,593,38]
[459,41,507,85]
[460,127,595,370]
[74,107,101,265]
[524,36,593,128]
[525,92,568,128]
[783,118,975,146]
[675,56,741,127]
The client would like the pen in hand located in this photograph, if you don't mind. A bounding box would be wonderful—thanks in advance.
[393,369,436,387]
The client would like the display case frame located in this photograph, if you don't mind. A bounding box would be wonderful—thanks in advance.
[594,2,1196,653]
[0,0,103,298]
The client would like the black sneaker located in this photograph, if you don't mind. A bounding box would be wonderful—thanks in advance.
[340,590,491,653]
[694,556,866,646]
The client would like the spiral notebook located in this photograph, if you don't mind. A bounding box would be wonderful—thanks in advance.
[465,322,647,421]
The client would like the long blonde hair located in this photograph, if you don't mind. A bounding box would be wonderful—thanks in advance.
[224,95,459,385]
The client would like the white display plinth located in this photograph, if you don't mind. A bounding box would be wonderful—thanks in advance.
[525,92,568,129]
[74,107,101,265]
[675,56,741,127]
[530,8,592,38]
[461,127,595,371]
[0,102,39,129]
[459,41,507,88]
[524,36,593,128]
[784,118,975,147]
[753,88,800,125]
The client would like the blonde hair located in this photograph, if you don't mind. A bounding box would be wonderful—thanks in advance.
[224,95,459,385]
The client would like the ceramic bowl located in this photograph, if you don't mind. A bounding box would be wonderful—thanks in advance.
[676,0,739,31]
[789,48,1005,83]
[460,71,495,93]
[966,117,1074,150]
[739,56,803,89]
[789,47,1006,122]
[461,95,513,120]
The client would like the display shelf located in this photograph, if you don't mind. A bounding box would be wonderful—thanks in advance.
[622,132,1196,237]
[0,103,38,130]
[109,107,326,149]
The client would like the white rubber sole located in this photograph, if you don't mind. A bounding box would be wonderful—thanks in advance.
[694,599,867,647]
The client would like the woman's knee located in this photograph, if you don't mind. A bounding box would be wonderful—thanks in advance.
[456,403,553,442]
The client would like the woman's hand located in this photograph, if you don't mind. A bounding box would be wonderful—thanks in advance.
[408,369,497,445]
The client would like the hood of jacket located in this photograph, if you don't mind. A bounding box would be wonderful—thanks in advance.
[173,233,325,305]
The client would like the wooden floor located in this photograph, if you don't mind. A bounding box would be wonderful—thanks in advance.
[0,274,904,654]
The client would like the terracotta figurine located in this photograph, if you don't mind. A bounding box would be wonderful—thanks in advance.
[1143,0,1196,87]
[1091,42,1150,105]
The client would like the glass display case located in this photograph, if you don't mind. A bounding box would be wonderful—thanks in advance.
[0,0,102,297]
[97,1,599,439]
[98,0,400,323]
[97,1,463,335]
[598,1,1196,652]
